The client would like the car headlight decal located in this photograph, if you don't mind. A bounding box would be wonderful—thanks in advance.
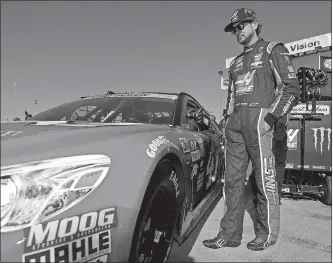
[1,154,111,233]
[1,177,19,224]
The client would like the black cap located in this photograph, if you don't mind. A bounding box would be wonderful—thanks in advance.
[224,8,257,32]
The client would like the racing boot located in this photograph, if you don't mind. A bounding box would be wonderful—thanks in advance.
[247,237,276,251]
[202,237,241,249]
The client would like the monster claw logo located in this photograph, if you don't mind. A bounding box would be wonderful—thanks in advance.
[311,127,331,154]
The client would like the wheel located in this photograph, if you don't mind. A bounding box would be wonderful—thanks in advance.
[129,159,180,263]
[321,175,332,206]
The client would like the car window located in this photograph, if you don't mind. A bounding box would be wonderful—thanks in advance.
[68,106,103,122]
[30,96,176,124]
[181,99,200,130]
[183,99,214,133]
[186,101,199,116]
[108,99,174,124]
[197,110,212,132]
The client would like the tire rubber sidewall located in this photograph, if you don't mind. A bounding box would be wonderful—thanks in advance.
[322,175,332,206]
[129,160,179,263]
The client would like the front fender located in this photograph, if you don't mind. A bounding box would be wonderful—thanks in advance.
[107,132,185,207]
[106,131,187,260]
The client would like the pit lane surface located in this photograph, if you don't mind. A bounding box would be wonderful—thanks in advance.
[170,191,332,262]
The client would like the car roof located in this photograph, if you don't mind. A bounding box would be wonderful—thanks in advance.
[80,91,180,99]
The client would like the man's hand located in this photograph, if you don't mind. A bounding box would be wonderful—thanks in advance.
[261,120,273,137]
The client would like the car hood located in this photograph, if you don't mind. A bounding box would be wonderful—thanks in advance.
[1,121,173,166]
[1,121,162,139]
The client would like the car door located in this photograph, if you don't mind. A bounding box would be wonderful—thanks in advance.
[197,111,224,190]
[179,96,217,208]
[204,117,225,186]
[192,111,225,208]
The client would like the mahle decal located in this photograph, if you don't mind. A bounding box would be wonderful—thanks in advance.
[23,207,116,262]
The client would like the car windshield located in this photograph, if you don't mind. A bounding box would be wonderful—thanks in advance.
[30,95,177,125]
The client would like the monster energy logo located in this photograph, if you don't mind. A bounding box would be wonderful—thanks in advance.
[311,127,331,154]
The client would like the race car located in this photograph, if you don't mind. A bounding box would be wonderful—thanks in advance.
[1,92,225,263]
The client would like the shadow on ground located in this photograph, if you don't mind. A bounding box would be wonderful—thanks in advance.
[168,196,222,262]
[169,173,332,262]
[167,174,262,262]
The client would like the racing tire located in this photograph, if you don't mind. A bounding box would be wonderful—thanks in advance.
[129,159,180,263]
[321,175,332,206]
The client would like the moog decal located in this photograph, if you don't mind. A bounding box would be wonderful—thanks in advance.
[23,207,117,263]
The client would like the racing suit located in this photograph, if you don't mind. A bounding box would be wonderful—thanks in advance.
[273,115,288,201]
[247,114,289,215]
[249,110,289,204]
[219,37,300,245]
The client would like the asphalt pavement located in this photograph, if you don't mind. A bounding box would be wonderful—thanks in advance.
[169,186,332,262]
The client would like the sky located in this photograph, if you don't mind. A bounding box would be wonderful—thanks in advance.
[1,1,332,121]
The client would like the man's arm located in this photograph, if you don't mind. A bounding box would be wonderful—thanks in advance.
[223,71,234,119]
[264,43,300,127]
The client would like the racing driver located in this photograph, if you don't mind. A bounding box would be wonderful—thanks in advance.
[203,8,300,251]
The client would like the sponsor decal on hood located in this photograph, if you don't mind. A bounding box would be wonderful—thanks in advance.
[23,207,117,262]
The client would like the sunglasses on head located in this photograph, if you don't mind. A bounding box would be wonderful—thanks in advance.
[231,21,252,35]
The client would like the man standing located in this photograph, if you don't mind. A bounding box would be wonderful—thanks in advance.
[203,8,300,251]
